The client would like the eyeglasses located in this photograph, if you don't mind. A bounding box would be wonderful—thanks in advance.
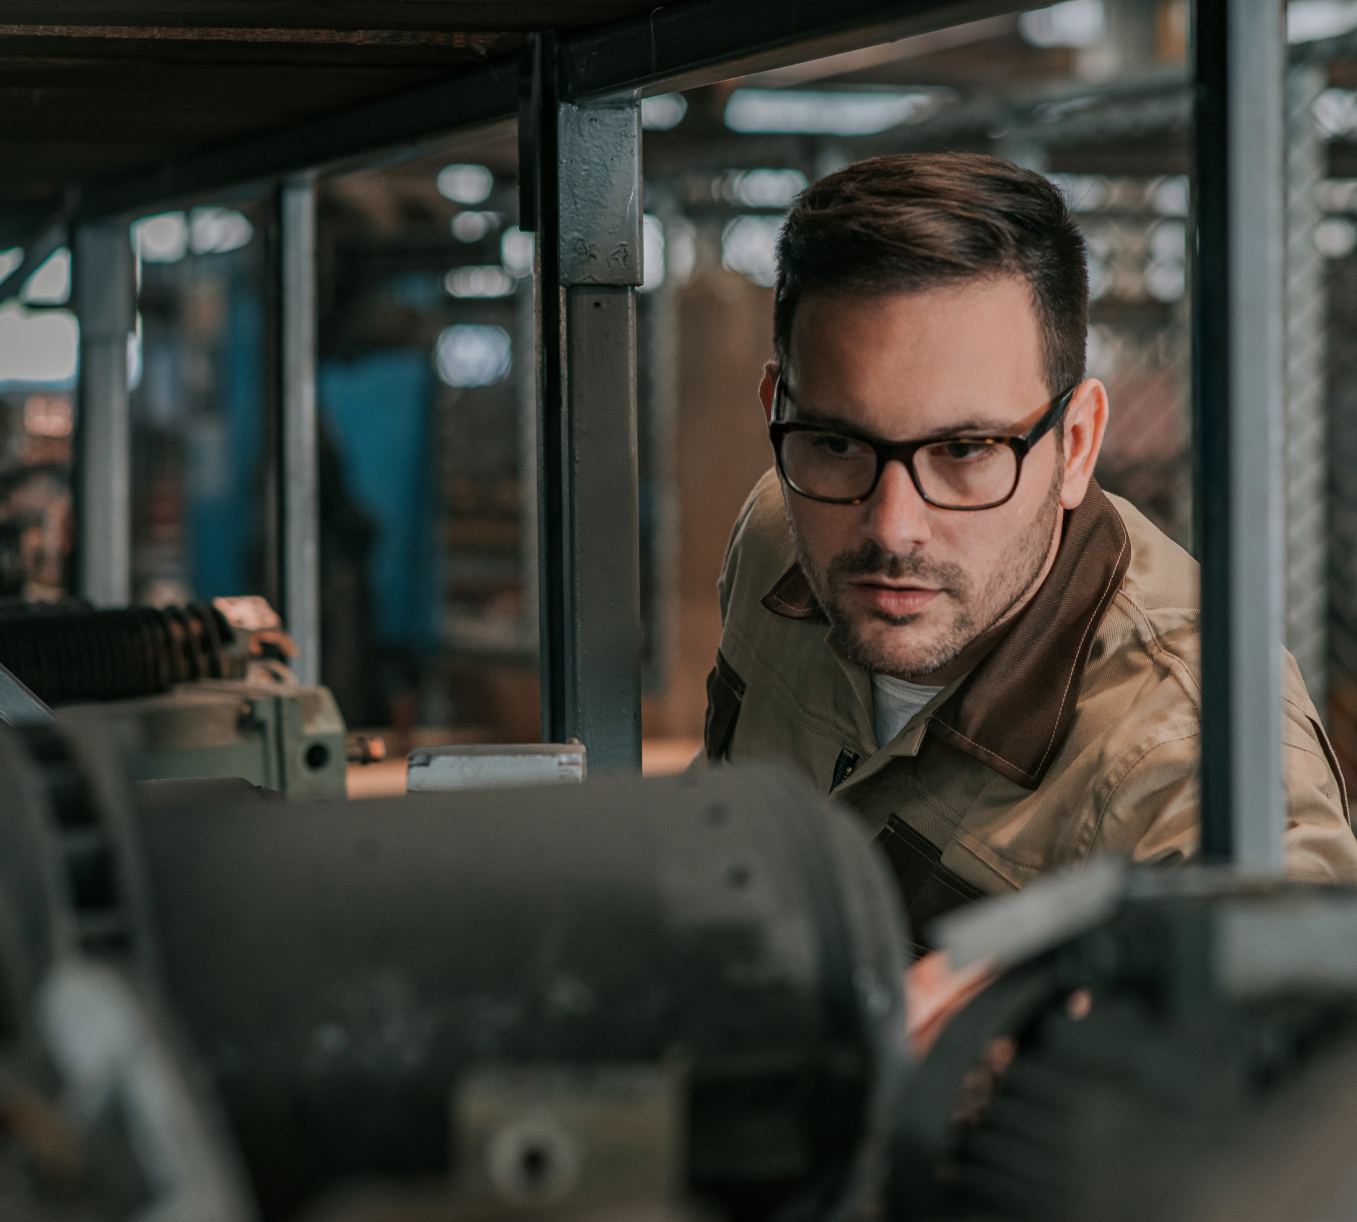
[768,380,1077,510]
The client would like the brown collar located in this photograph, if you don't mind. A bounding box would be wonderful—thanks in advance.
[760,481,1131,790]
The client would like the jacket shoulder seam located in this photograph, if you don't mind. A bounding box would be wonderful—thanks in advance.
[1112,589,1203,706]
[1084,727,1201,859]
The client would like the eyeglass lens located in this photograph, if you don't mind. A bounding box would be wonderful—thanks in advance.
[779,431,1019,507]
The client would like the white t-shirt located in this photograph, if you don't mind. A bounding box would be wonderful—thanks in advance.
[871,672,944,750]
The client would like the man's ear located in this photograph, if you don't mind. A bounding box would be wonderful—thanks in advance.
[1059,378,1110,511]
[759,361,779,424]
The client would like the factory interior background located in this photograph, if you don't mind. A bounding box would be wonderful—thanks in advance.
[2,0,1356,789]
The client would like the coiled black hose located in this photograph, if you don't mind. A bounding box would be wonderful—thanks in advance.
[0,603,233,705]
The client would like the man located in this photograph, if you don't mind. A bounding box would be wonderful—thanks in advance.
[704,152,1357,951]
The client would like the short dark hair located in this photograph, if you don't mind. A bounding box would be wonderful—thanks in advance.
[773,153,1088,397]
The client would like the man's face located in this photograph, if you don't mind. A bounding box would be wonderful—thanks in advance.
[767,277,1082,681]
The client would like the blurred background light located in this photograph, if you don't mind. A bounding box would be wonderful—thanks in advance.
[189,207,253,255]
[721,215,782,288]
[724,88,939,135]
[1315,216,1357,258]
[1018,0,1107,48]
[452,211,501,242]
[1289,0,1357,42]
[665,218,697,284]
[134,212,189,263]
[1151,176,1190,216]
[1150,219,1186,263]
[128,314,142,391]
[0,303,79,388]
[434,324,512,387]
[1086,254,1108,301]
[437,164,494,204]
[0,248,22,285]
[444,265,516,298]
[24,393,73,438]
[20,248,71,305]
[641,93,688,130]
[1315,87,1357,136]
[1318,179,1357,211]
[1145,260,1186,301]
[1049,174,1110,212]
[642,215,666,293]
[501,227,535,277]
[727,169,808,208]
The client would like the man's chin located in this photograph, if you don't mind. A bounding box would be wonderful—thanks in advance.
[831,614,961,679]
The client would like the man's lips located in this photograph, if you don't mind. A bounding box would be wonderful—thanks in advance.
[850,581,942,616]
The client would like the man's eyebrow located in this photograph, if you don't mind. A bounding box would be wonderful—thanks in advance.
[785,406,1020,439]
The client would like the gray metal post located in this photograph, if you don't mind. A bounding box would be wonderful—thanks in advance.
[523,35,643,769]
[74,220,134,608]
[641,211,682,695]
[517,269,541,659]
[1285,62,1329,712]
[281,177,320,686]
[1193,0,1287,870]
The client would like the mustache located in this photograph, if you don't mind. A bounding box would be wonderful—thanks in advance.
[826,540,968,591]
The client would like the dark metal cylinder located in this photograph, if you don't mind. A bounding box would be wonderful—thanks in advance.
[134,765,910,1222]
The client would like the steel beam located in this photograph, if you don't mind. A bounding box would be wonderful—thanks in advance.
[523,34,642,770]
[561,0,1014,99]
[80,60,520,225]
[62,0,994,233]
[0,219,71,305]
[281,177,319,686]
[1193,0,1287,870]
[73,219,134,608]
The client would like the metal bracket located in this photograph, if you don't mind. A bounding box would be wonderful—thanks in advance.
[558,99,643,287]
[0,662,52,726]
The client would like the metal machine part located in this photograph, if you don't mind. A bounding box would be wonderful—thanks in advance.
[0,657,53,726]
[0,716,911,1222]
[0,713,259,1222]
[75,681,347,802]
[407,742,588,791]
[11,714,1357,1222]
[0,602,236,705]
[890,868,1357,1222]
[136,765,911,1221]
[0,600,348,800]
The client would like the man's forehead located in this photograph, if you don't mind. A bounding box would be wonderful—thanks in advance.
[782,276,1047,424]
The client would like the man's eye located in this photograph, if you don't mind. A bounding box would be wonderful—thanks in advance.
[939,440,992,461]
[811,433,861,457]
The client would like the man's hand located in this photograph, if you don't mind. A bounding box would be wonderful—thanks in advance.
[905,949,997,1059]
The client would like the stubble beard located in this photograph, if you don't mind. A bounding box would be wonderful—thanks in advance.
[789,474,1063,679]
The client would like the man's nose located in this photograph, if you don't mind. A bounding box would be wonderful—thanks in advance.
[864,460,932,550]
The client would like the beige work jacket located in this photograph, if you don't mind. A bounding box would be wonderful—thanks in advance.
[704,470,1357,949]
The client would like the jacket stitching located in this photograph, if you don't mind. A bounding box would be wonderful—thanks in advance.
[926,518,1130,784]
[928,722,1038,782]
[1034,524,1131,774]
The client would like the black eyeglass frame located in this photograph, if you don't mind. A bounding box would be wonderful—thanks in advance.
[768,380,1079,510]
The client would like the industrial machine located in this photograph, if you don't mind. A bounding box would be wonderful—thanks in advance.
[3,711,1357,1222]
[0,712,909,1222]
[0,599,347,800]
[894,862,1357,1222]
